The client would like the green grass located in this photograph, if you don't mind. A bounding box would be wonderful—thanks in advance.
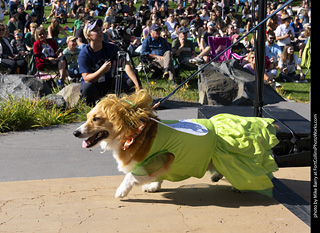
[0,95,90,133]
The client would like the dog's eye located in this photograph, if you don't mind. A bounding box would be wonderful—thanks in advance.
[93,117,101,122]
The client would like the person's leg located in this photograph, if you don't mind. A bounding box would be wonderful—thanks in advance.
[162,51,174,81]
[80,82,103,106]
[15,59,28,74]
[0,58,17,74]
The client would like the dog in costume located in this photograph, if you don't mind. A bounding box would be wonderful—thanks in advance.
[74,90,279,198]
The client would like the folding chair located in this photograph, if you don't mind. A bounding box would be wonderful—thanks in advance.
[29,49,60,89]
[208,36,232,63]
[139,55,164,83]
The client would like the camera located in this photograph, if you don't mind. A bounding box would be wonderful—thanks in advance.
[113,16,142,49]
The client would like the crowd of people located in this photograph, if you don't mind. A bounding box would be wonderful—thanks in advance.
[0,0,311,105]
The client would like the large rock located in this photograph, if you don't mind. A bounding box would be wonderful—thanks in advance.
[198,60,285,105]
[0,75,52,100]
[57,83,81,108]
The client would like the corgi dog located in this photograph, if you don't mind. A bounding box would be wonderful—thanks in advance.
[74,90,279,198]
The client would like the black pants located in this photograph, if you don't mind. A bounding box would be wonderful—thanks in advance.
[80,76,135,106]
[0,58,28,74]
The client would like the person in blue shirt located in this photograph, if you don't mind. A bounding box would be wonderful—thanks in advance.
[140,24,176,86]
[78,18,140,106]
[265,31,282,65]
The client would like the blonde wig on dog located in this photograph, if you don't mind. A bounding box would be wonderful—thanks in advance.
[96,90,157,138]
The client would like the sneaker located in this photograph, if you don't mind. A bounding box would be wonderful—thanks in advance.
[275,82,282,87]
[295,79,308,83]
[56,79,64,87]
[189,57,204,64]
[136,64,143,71]
[163,68,169,79]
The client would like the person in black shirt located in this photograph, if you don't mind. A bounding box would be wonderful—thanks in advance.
[0,23,28,74]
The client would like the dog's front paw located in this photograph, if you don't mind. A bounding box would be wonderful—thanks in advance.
[115,185,131,198]
[142,181,162,193]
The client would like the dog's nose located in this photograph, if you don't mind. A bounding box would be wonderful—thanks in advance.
[73,130,81,137]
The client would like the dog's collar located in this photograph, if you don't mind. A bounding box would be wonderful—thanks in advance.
[122,121,147,151]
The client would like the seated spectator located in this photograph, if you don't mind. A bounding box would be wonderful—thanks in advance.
[127,0,136,17]
[171,23,180,40]
[7,12,24,37]
[104,9,115,24]
[10,29,28,58]
[189,21,217,64]
[24,11,38,34]
[24,22,37,50]
[140,24,176,86]
[8,0,19,18]
[277,44,307,83]
[78,18,140,106]
[73,13,85,36]
[0,0,8,22]
[0,22,28,74]
[172,27,197,69]
[231,34,247,56]
[17,5,28,29]
[33,27,68,86]
[63,36,81,82]
[265,31,282,65]
[97,0,108,16]
[157,4,168,23]
[47,17,69,46]
[138,0,151,25]
[142,19,152,40]
[275,14,295,50]
[48,0,68,23]
[243,51,277,85]
[165,14,177,35]
[174,3,185,18]
[69,0,83,19]
[75,15,93,48]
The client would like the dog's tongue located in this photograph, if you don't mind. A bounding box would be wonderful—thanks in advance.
[82,140,88,148]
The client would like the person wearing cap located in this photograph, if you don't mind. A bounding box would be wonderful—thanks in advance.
[78,18,141,106]
[275,14,295,50]
[140,24,176,85]
[63,36,81,82]
[190,21,217,64]
[172,27,197,69]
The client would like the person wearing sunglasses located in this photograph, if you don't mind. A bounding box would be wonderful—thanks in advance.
[33,27,68,86]
[78,18,141,106]
[265,31,282,66]
[10,29,28,58]
[0,22,28,74]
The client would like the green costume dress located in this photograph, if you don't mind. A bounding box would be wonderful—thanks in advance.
[132,114,279,197]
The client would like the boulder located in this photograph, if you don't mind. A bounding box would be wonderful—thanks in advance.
[0,75,52,100]
[57,83,81,108]
[198,60,285,105]
[45,94,66,108]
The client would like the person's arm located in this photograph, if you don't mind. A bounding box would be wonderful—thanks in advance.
[47,26,53,39]
[296,63,304,79]
[82,60,112,83]
[59,26,69,38]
